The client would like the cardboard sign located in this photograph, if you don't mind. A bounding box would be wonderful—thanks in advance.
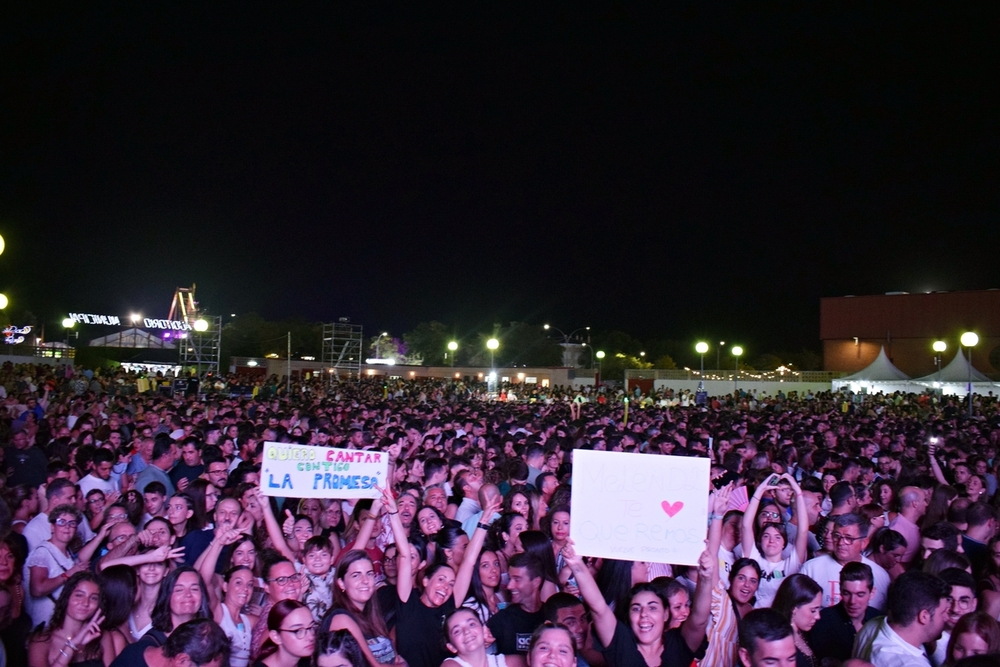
[570,450,710,565]
[260,442,388,499]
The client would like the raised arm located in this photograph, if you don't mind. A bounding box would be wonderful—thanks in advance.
[681,549,716,652]
[454,496,501,605]
[741,481,766,558]
[253,488,296,561]
[707,483,731,582]
[928,442,947,485]
[563,541,617,647]
[381,488,415,603]
[786,474,809,564]
[77,522,112,566]
[100,544,184,572]
[197,528,242,612]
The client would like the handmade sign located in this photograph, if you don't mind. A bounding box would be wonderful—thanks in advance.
[260,442,388,499]
[570,450,710,565]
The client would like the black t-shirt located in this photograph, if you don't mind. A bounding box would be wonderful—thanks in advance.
[396,594,455,667]
[169,462,205,487]
[601,620,703,667]
[487,604,546,655]
[809,604,880,662]
[3,445,48,488]
[180,528,214,567]
[376,584,401,630]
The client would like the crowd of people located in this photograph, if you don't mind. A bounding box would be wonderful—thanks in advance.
[2,360,1000,667]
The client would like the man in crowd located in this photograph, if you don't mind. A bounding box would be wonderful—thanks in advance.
[853,570,951,667]
[488,553,546,654]
[887,486,927,566]
[800,513,891,610]
[811,563,882,663]
[738,609,797,667]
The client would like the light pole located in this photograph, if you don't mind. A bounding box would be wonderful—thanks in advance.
[595,350,605,385]
[62,317,76,349]
[731,346,743,394]
[447,341,458,367]
[961,332,978,418]
[487,338,499,393]
[375,332,388,361]
[717,341,725,370]
[695,342,709,388]
[932,340,946,385]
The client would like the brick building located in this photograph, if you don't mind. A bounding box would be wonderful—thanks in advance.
[821,290,1000,379]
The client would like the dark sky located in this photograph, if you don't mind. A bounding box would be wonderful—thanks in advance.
[2,4,998,354]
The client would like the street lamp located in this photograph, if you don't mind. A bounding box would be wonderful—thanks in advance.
[447,341,458,367]
[731,345,744,393]
[932,340,947,385]
[130,313,142,324]
[375,332,389,360]
[717,341,726,370]
[487,338,499,368]
[193,318,209,332]
[595,350,605,377]
[0,294,8,310]
[961,332,979,417]
[695,342,709,384]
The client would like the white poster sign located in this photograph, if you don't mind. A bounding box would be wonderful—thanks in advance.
[570,450,710,566]
[260,442,388,499]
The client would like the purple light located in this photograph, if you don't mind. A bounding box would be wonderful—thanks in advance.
[163,332,171,339]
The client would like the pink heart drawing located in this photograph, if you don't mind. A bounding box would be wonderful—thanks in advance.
[661,501,684,518]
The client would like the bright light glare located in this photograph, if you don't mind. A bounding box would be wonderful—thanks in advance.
[193,318,209,332]
[62,318,75,328]
[487,338,499,350]
[932,340,947,353]
[695,342,709,354]
[732,346,744,356]
[596,350,605,359]
[961,332,979,347]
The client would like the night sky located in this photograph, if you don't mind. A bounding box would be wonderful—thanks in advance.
[2,5,998,353]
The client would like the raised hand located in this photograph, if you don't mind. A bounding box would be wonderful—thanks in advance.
[76,611,104,646]
[696,549,715,582]
[711,482,733,515]
[282,509,295,537]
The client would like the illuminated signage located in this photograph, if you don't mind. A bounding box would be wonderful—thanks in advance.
[68,313,192,330]
[4,325,32,344]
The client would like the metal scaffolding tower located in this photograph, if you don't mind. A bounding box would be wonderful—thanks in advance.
[322,319,363,382]
[169,285,222,376]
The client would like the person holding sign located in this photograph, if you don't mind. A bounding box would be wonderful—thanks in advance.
[562,537,714,667]
[740,474,810,608]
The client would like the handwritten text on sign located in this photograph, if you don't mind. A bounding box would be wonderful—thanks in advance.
[570,450,710,566]
[260,443,388,499]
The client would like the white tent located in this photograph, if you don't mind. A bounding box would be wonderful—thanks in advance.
[832,346,919,394]
[911,350,997,395]
[88,328,177,349]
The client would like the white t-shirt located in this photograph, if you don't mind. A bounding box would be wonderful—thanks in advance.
[24,542,77,628]
[79,472,118,498]
[748,544,803,608]
[799,554,890,611]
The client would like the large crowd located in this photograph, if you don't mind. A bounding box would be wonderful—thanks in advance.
[2,360,1000,667]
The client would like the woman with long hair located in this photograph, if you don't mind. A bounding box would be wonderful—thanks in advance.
[594,559,651,619]
[416,505,446,539]
[144,566,212,646]
[209,565,257,667]
[541,505,571,565]
[441,607,510,667]
[501,487,534,529]
[257,600,317,667]
[312,629,367,667]
[26,572,115,667]
[7,484,39,533]
[462,548,507,625]
[741,474,810,608]
[519,531,562,601]
[395,487,500,667]
[922,485,957,530]
[490,513,527,576]
[97,565,136,653]
[771,574,823,667]
[564,540,713,667]
[0,534,30,664]
[321,549,396,665]
[166,493,196,541]
[434,525,471,570]
[945,611,1000,666]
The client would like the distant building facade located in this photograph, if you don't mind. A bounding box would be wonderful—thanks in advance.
[821,290,1000,378]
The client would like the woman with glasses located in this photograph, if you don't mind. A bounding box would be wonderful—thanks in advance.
[25,504,108,628]
[256,600,317,667]
[741,473,810,608]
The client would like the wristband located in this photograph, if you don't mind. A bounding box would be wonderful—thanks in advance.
[709,513,724,521]
[477,522,492,531]
[387,511,399,515]
[61,572,70,580]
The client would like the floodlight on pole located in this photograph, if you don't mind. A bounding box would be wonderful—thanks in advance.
[62,318,75,328]
[933,340,947,384]
[447,341,458,367]
[193,318,209,332]
[695,342,709,387]
[130,313,142,324]
[0,294,7,310]
[961,332,979,417]
[731,346,744,393]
